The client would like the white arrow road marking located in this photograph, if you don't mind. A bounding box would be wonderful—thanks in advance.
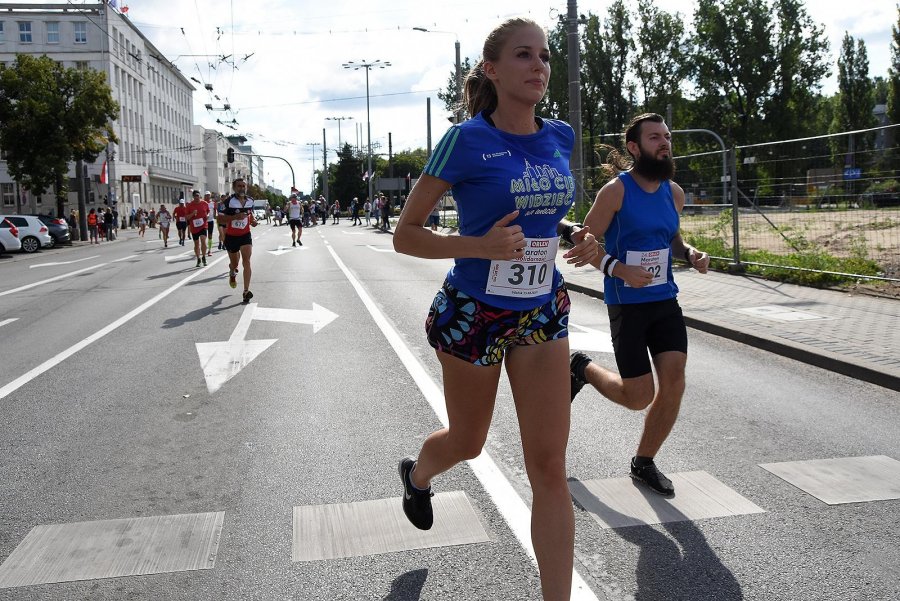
[196,303,277,395]
[0,318,18,328]
[366,245,394,253]
[267,245,307,256]
[165,250,195,263]
[29,256,99,268]
[568,323,614,353]
[253,304,338,333]
[196,302,338,393]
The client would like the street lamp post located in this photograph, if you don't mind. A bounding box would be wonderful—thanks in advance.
[413,28,462,124]
[306,142,321,196]
[342,60,391,206]
[326,116,354,149]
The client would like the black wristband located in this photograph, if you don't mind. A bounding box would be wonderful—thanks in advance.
[684,248,692,263]
[562,223,584,245]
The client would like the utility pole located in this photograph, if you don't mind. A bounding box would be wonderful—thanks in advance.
[322,128,329,202]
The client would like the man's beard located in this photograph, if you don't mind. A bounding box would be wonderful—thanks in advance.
[633,148,675,181]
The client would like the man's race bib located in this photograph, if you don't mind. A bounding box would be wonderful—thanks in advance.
[486,237,558,298]
[178,216,186,222]
[192,217,205,228]
[232,217,248,230]
[624,247,669,287]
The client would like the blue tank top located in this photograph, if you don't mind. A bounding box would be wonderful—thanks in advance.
[603,171,680,304]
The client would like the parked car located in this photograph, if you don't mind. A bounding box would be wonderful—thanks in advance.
[0,217,23,253]
[26,214,71,246]
[0,215,53,253]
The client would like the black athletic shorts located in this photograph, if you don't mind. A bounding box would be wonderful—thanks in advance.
[176,221,188,231]
[225,233,252,254]
[607,297,687,379]
[191,229,207,241]
[207,222,215,236]
[289,218,302,230]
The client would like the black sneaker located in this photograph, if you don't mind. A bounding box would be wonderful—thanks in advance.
[202,256,207,266]
[630,458,675,496]
[242,290,253,304]
[196,257,202,267]
[570,352,592,403]
[398,457,433,530]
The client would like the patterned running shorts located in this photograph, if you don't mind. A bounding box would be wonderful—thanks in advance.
[425,280,570,366]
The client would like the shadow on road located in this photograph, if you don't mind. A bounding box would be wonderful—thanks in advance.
[382,568,428,601]
[161,295,238,328]
[570,478,743,601]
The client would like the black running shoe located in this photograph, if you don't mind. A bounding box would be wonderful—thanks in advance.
[398,457,433,530]
[242,290,253,304]
[630,458,675,496]
[570,352,592,403]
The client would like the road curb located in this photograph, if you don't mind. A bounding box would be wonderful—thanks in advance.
[563,281,900,393]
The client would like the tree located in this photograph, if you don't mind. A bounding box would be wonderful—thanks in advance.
[331,143,367,203]
[763,0,831,140]
[437,56,473,120]
[831,34,876,161]
[633,1,690,121]
[691,0,777,144]
[0,54,118,217]
[581,6,635,189]
[888,5,900,126]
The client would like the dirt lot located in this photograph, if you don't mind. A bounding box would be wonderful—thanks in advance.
[681,207,900,298]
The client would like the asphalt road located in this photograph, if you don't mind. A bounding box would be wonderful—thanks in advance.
[0,222,897,600]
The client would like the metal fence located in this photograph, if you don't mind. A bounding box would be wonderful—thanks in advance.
[675,124,900,283]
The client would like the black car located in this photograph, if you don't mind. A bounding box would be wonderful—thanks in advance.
[26,214,71,246]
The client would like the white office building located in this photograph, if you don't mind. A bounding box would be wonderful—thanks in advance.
[0,1,196,215]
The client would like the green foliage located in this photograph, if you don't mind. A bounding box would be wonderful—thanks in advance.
[888,5,900,125]
[0,54,118,213]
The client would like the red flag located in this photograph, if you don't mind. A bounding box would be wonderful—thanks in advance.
[100,160,108,184]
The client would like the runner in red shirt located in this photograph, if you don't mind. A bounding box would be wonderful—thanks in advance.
[223,178,258,302]
[172,199,188,246]
[187,190,210,267]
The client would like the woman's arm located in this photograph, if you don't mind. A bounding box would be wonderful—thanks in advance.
[393,174,526,261]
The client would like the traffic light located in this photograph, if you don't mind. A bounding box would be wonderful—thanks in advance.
[227,148,235,163]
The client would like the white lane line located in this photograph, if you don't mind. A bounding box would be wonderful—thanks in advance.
[366,245,393,253]
[324,245,599,601]
[0,318,18,328]
[0,263,109,298]
[29,256,99,268]
[0,255,229,402]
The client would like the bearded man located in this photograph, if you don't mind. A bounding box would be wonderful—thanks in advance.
[559,112,710,496]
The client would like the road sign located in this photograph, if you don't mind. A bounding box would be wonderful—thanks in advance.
[843,167,862,180]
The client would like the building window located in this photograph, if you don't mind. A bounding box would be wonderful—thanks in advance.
[47,22,59,44]
[75,61,89,71]
[1,183,13,207]
[0,22,5,44]
[35,194,42,206]
[74,22,87,44]
[18,22,32,43]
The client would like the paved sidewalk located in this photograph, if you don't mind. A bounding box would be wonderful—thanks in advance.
[557,259,900,392]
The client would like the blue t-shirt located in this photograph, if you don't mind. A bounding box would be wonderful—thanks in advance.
[604,172,680,304]
[423,111,575,310]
